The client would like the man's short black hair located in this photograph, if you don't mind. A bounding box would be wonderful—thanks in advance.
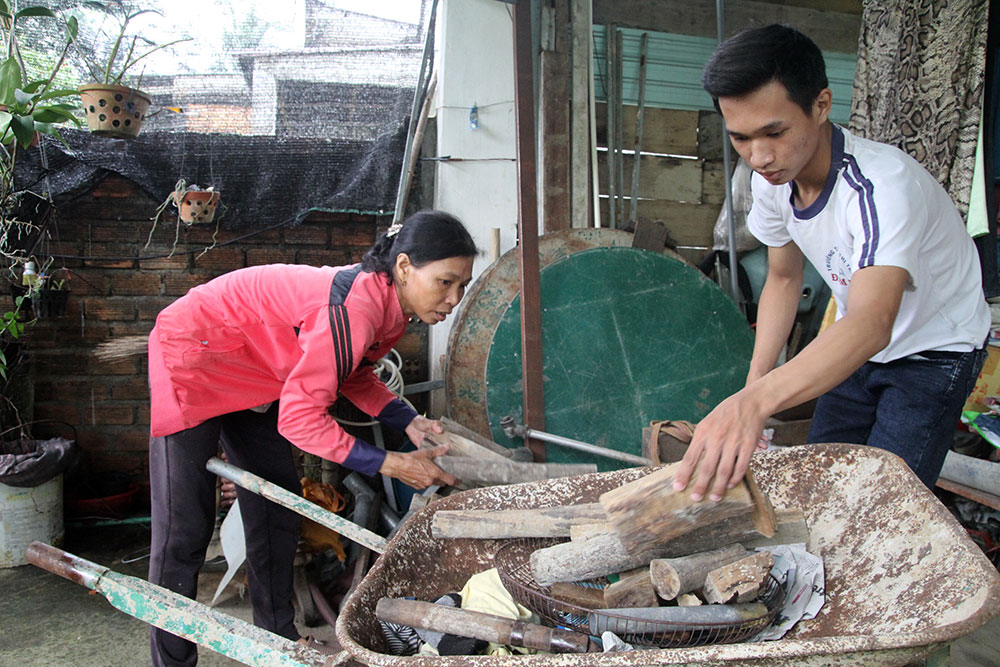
[702,24,829,115]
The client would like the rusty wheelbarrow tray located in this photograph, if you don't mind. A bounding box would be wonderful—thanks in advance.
[336,443,1000,666]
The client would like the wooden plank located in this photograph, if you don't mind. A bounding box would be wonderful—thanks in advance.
[600,198,718,246]
[596,103,698,156]
[592,0,862,53]
[597,152,703,202]
[936,478,1000,513]
[430,503,608,539]
[569,0,593,228]
[539,0,571,233]
[701,159,729,206]
[630,218,669,252]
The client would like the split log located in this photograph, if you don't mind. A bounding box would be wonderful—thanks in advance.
[676,593,702,606]
[602,567,657,608]
[434,456,597,485]
[742,507,808,548]
[569,522,611,541]
[550,582,606,611]
[439,417,514,457]
[423,430,510,462]
[599,463,775,555]
[702,551,775,604]
[588,603,768,636]
[430,503,606,539]
[649,543,749,601]
[530,507,801,586]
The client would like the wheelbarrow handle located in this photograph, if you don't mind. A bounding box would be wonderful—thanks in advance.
[26,540,107,590]
[206,457,389,554]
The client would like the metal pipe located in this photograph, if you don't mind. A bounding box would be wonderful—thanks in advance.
[499,416,652,467]
[715,0,742,309]
[27,542,330,667]
[206,457,388,554]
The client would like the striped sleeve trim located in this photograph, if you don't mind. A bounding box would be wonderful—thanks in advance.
[328,294,354,384]
[841,154,880,268]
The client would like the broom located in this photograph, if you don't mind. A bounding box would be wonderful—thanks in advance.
[94,334,149,362]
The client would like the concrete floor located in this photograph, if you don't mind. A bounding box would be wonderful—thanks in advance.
[2,521,1000,666]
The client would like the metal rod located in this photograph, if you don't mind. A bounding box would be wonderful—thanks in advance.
[26,542,330,667]
[715,0,742,308]
[605,24,617,229]
[513,0,547,461]
[628,32,648,226]
[500,416,652,467]
[393,0,439,222]
[206,457,388,554]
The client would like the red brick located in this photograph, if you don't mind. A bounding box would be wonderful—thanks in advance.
[330,221,377,246]
[179,225,241,245]
[34,402,81,425]
[246,248,294,266]
[108,322,154,337]
[163,273,208,296]
[283,225,330,245]
[82,299,136,321]
[110,272,161,296]
[110,378,150,401]
[136,404,150,424]
[34,380,108,402]
[302,210,351,224]
[233,229,281,245]
[192,247,245,271]
[87,222,151,244]
[138,297,176,321]
[136,254,191,271]
[113,429,152,451]
[297,249,351,267]
[32,350,92,375]
[89,404,135,425]
[91,356,140,376]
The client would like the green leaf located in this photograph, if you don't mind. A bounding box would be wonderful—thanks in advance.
[9,114,34,148]
[66,15,78,42]
[14,7,56,20]
[13,88,33,106]
[0,2,9,18]
[36,88,79,101]
[0,58,23,105]
[33,105,78,124]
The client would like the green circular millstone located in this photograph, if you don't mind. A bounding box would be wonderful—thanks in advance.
[484,246,753,471]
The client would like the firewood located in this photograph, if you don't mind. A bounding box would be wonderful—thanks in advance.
[529,507,800,586]
[569,522,610,541]
[433,456,597,485]
[430,503,606,539]
[602,567,657,608]
[550,582,606,611]
[599,463,775,555]
[649,543,749,601]
[676,593,702,606]
[702,551,775,604]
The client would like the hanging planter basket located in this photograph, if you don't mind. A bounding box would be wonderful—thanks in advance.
[31,289,69,318]
[78,83,151,139]
[171,187,221,224]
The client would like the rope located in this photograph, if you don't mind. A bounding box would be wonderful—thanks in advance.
[333,348,416,428]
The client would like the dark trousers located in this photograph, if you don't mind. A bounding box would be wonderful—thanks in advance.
[808,347,988,488]
[148,404,302,667]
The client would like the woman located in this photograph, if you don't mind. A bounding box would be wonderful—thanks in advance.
[147,210,477,666]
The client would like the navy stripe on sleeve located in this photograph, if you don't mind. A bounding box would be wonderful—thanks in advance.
[841,154,880,268]
[342,436,388,476]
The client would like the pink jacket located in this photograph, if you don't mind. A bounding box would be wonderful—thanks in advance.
[148,264,411,473]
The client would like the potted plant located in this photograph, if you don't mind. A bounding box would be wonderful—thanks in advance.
[25,257,68,318]
[0,3,79,262]
[147,178,223,252]
[77,1,190,139]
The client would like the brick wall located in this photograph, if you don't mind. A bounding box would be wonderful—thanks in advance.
[10,175,427,501]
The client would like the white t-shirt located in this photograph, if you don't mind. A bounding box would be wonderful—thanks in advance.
[748,125,989,363]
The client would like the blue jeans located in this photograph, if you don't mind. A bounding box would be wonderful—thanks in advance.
[807,346,988,488]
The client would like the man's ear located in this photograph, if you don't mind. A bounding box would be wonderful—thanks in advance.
[813,88,833,124]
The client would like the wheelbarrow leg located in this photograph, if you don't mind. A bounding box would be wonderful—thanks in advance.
[26,542,337,667]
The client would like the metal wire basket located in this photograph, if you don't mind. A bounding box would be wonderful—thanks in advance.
[494,537,785,649]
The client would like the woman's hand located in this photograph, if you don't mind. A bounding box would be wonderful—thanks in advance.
[379,446,458,489]
[404,415,444,446]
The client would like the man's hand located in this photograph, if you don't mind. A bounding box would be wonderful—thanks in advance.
[671,389,769,501]
[379,446,458,489]
[404,415,444,446]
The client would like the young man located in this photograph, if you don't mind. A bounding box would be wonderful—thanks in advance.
[673,24,990,502]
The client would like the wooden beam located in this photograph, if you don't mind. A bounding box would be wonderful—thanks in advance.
[569,0,593,228]
[539,0,572,233]
[512,0,546,461]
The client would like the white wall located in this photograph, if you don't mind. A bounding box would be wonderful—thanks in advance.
[429,0,520,414]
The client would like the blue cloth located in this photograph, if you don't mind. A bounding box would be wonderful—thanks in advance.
[377,398,419,432]
[808,346,988,488]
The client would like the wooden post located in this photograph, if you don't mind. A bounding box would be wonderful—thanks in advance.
[569,0,592,228]
[512,0,546,462]
[538,0,571,233]
[702,550,775,604]
[649,543,749,600]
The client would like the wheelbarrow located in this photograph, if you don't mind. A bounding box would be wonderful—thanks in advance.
[335,443,1000,666]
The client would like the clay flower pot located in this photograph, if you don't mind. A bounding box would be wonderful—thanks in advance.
[172,188,221,224]
[78,83,151,139]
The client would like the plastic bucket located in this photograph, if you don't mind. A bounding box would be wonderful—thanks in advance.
[0,474,63,567]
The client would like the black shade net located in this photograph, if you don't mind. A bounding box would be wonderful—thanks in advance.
[12,0,432,227]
